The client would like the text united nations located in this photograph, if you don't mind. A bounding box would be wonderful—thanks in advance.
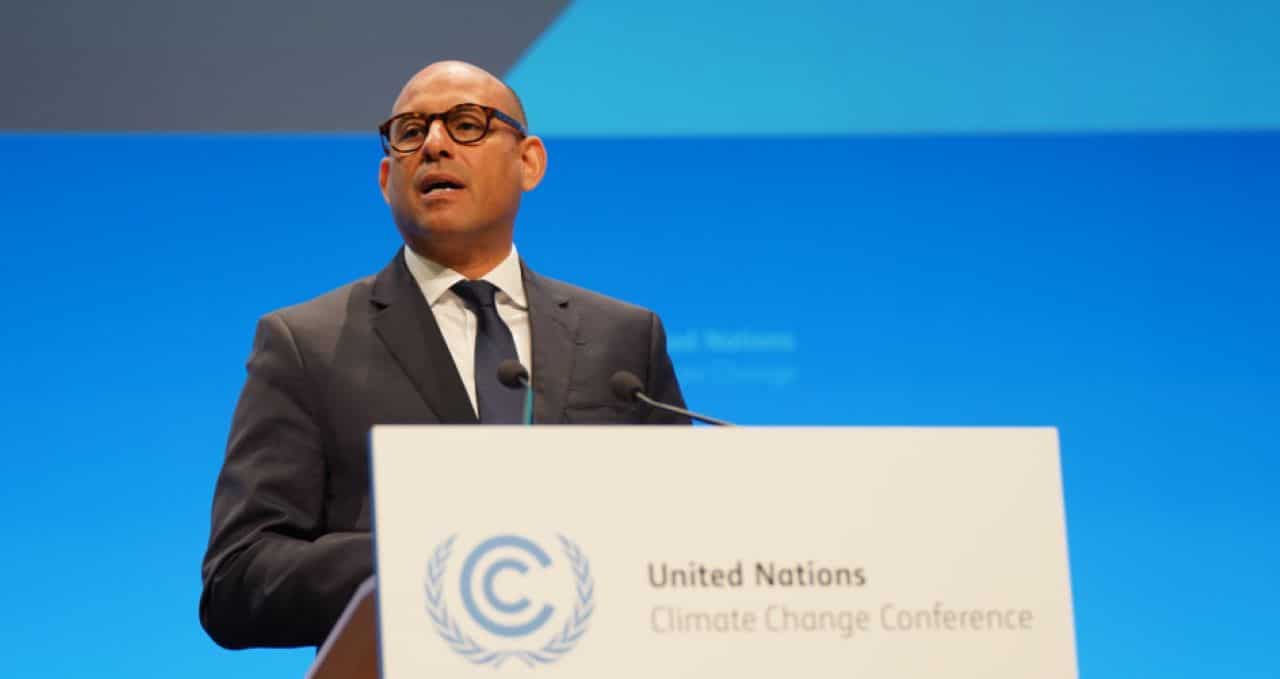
[647,560,867,588]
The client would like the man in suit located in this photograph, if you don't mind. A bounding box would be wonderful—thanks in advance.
[199,61,688,650]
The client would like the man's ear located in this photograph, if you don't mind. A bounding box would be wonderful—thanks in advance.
[518,135,548,191]
[378,156,392,204]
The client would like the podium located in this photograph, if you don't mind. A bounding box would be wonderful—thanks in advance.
[307,426,1077,678]
[305,577,378,679]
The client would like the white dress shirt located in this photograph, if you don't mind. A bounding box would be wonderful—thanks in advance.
[402,244,532,417]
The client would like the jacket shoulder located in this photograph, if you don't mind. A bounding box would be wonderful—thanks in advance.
[530,272,654,320]
[251,274,378,359]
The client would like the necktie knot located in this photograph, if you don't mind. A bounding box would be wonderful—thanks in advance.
[451,279,499,311]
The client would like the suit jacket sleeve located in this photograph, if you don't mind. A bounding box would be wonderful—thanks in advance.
[643,311,692,425]
[199,313,372,649]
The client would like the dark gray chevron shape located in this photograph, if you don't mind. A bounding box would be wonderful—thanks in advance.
[0,0,569,131]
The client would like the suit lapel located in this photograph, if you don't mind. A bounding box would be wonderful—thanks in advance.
[370,251,477,424]
[523,262,578,424]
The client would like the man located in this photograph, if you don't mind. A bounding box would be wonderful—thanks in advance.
[199,61,688,650]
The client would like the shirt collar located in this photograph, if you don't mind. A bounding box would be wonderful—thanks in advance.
[403,244,527,309]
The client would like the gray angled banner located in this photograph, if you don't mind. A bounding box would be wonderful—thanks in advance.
[1,0,569,131]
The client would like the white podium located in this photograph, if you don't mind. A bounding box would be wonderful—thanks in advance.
[310,426,1077,678]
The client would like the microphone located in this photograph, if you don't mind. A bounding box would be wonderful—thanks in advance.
[609,370,733,426]
[497,359,534,425]
[497,360,529,389]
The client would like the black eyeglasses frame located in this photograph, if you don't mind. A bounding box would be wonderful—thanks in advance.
[377,103,527,154]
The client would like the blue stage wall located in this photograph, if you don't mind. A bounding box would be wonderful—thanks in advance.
[1,131,1276,678]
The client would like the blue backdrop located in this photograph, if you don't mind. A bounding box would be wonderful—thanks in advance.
[2,131,1276,677]
[3,2,1278,677]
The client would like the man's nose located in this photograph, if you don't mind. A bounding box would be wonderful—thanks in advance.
[422,118,453,159]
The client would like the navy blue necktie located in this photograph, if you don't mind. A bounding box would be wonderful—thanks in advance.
[451,280,523,424]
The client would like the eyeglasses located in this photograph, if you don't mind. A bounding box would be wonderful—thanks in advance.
[378,103,527,154]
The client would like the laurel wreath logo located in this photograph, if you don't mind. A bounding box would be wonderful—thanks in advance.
[425,534,595,668]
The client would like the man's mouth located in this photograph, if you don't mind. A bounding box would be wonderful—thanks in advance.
[422,180,464,195]
[419,173,466,196]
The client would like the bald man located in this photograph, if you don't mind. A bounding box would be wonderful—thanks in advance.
[199,62,688,649]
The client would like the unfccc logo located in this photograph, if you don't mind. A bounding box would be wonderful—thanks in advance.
[425,534,595,667]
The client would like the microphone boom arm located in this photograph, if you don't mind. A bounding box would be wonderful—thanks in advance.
[633,392,734,426]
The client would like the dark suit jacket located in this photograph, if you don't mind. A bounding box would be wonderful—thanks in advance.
[199,251,687,649]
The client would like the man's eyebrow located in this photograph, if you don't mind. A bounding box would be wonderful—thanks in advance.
[396,100,497,113]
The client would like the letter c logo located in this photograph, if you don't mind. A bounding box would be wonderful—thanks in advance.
[459,535,555,638]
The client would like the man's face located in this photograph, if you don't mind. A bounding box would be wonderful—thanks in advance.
[378,64,543,251]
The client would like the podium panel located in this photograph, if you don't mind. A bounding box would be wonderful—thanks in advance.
[370,426,1076,678]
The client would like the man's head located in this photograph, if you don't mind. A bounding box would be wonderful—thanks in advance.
[378,61,546,272]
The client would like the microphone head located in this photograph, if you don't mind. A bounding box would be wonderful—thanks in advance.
[609,370,645,403]
[496,360,530,389]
